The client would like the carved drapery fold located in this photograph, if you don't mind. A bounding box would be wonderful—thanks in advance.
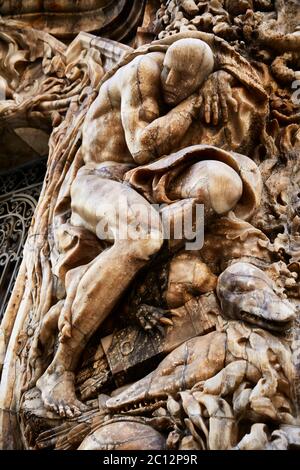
[0,0,147,41]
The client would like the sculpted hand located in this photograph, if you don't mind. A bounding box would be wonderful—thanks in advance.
[200,71,238,126]
[136,304,181,333]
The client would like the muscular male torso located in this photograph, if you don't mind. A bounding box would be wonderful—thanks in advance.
[81,52,165,165]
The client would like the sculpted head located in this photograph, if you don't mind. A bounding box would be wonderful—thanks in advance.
[161,38,214,105]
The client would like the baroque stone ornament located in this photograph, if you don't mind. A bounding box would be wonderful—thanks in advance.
[0,0,300,450]
[0,1,147,41]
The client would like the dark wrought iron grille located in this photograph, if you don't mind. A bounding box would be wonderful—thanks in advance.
[0,160,46,321]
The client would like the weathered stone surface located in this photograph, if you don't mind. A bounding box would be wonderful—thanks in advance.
[0,1,147,41]
[0,0,299,450]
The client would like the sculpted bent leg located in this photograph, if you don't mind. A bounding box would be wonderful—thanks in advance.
[158,159,243,250]
[35,159,257,417]
[37,168,163,417]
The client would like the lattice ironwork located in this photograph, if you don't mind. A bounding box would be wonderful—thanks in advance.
[0,161,46,321]
[0,159,46,196]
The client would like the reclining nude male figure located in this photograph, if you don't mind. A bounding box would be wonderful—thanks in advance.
[35,38,243,417]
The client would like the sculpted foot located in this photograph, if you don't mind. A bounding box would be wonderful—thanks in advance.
[37,368,89,418]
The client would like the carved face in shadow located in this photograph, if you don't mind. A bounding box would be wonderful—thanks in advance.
[160,38,214,106]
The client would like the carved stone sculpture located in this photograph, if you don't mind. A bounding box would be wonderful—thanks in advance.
[0,0,299,451]
[0,1,147,41]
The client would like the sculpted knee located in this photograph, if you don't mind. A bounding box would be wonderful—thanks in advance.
[206,161,243,214]
[189,161,243,215]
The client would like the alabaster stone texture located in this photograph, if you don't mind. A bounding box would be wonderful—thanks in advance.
[0,1,147,41]
[0,0,299,450]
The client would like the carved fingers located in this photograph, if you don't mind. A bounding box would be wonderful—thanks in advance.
[191,92,203,118]
[202,82,214,124]
[201,71,238,125]
[135,304,174,331]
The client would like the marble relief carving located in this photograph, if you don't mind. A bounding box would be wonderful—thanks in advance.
[0,0,299,450]
[0,1,147,41]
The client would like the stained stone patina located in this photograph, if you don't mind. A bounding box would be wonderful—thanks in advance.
[0,0,299,451]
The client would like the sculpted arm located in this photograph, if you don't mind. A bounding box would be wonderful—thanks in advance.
[121,56,200,164]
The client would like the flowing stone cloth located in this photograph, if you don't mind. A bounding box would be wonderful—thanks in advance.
[125,144,262,221]
[0,27,268,448]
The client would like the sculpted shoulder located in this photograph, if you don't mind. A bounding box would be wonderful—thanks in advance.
[119,53,164,90]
